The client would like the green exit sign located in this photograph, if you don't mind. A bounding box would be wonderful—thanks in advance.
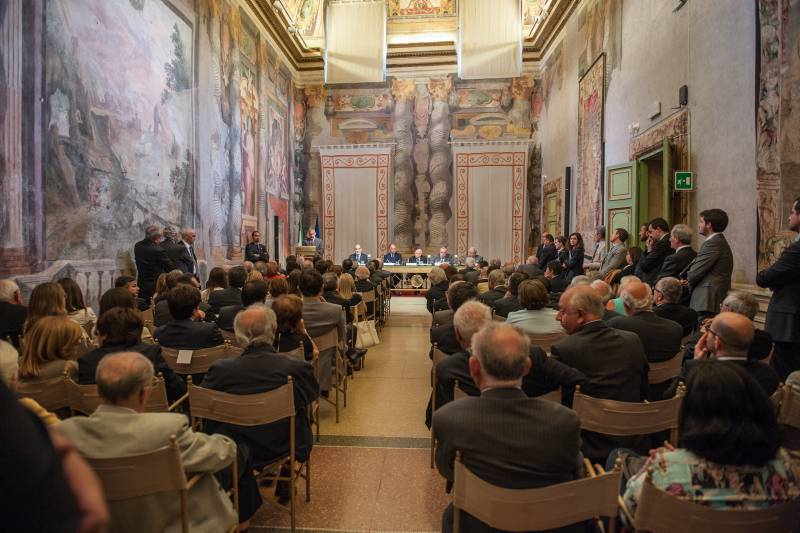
[675,171,694,191]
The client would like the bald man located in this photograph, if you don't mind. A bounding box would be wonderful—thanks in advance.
[57,352,249,531]
[433,322,582,533]
[608,280,683,364]
[670,312,779,397]
[550,286,649,462]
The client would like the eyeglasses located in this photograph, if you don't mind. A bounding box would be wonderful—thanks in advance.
[702,324,729,346]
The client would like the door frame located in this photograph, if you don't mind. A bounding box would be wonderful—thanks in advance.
[637,138,673,226]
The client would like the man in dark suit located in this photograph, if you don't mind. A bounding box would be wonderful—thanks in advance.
[202,306,319,501]
[461,257,480,284]
[349,244,369,265]
[516,256,543,278]
[684,209,733,318]
[208,266,246,313]
[299,270,345,395]
[657,224,696,281]
[153,284,224,349]
[671,312,779,397]
[492,272,527,318]
[407,248,429,265]
[757,197,800,380]
[430,282,478,356]
[0,279,27,348]
[382,243,403,265]
[550,286,649,462]
[244,231,269,264]
[653,277,698,336]
[477,269,506,306]
[433,246,453,265]
[216,280,268,332]
[638,218,674,285]
[154,273,211,327]
[433,322,583,533]
[134,225,175,301]
[536,233,557,269]
[305,228,323,256]
[544,260,569,293]
[465,247,484,264]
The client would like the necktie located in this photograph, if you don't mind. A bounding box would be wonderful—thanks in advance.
[189,245,197,273]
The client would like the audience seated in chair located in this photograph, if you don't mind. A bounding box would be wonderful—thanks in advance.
[153,284,224,349]
[544,260,569,294]
[114,275,150,312]
[18,316,82,384]
[272,295,319,362]
[476,269,507,307]
[426,267,450,314]
[432,322,583,533]
[430,282,478,356]
[0,339,60,426]
[99,288,154,344]
[154,272,210,327]
[0,279,27,348]
[619,360,799,527]
[461,257,480,284]
[516,255,543,278]
[207,265,246,313]
[202,306,319,504]
[201,267,228,304]
[492,272,528,318]
[23,282,68,335]
[591,279,621,321]
[652,276,698,336]
[216,279,268,332]
[550,286,649,463]
[58,277,97,334]
[506,279,563,335]
[57,351,257,531]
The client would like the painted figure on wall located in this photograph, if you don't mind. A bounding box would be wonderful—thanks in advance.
[268,106,289,200]
[240,67,258,217]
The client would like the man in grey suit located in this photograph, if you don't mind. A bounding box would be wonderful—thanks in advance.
[757,197,800,380]
[597,227,629,277]
[433,322,583,533]
[684,209,733,318]
[657,224,697,281]
[299,270,345,395]
[57,352,253,532]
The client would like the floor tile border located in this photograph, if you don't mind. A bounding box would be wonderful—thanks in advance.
[316,435,430,449]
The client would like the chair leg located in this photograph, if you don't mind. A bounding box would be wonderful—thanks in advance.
[305,459,311,502]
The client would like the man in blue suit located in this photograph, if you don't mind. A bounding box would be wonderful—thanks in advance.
[383,243,403,265]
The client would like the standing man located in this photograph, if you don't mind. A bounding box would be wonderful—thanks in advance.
[433,246,452,265]
[305,228,323,256]
[134,225,174,302]
[536,233,557,268]
[178,228,199,277]
[757,197,800,380]
[638,218,673,285]
[684,209,733,319]
[657,224,696,281]
[598,228,628,277]
[245,231,269,263]
[383,243,402,265]
[585,226,607,271]
[349,244,368,265]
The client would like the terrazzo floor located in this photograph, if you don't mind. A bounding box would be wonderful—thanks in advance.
[250,297,449,532]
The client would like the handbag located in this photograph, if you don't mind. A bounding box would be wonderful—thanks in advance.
[355,319,380,348]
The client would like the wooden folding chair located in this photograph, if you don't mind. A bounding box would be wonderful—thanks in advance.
[452,451,622,533]
[15,374,70,412]
[430,344,448,468]
[626,474,800,533]
[381,278,391,320]
[160,342,243,375]
[572,385,685,446]
[188,378,306,532]
[453,379,468,400]
[86,434,238,533]
[358,290,377,324]
[535,388,562,404]
[312,327,346,423]
[374,284,385,331]
[140,305,154,325]
[648,350,684,384]
[774,383,800,451]
[278,341,321,443]
[66,375,188,415]
[526,330,567,354]
[219,329,241,346]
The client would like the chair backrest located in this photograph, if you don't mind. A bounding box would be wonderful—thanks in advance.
[86,435,188,501]
[312,327,339,353]
[776,384,800,430]
[359,290,376,304]
[648,350,684,384]
[16,375,70,411]
[143,376,173,412]
[278,346,305,360]
[452,454,621,532]
[526,331,567,353]
[160,343,242,374]
[65,376,104,415]
[453,379,468,400]
[220,329,239,346]
[633,476,800,533]
[432,345,448,366]
[188,378,295,426]
[572,388,683,438]
[140,306,154,324]
[536,388,562,404]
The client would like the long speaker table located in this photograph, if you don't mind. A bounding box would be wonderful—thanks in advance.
[383,265,433,293]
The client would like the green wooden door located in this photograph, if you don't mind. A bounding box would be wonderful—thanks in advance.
[605,162,639,248]
[544,191,558,236]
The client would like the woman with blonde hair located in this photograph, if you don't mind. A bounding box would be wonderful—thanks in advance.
[23,282,67,334]
[425,266,449,314]
[18,316,82,383]
[246,269,264,283]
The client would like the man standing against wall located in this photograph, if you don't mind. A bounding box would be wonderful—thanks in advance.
[684,209,733,320]
[134,225,174,302]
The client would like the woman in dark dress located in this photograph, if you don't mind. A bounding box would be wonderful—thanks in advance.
[272,295,318,362]
[555,236,570,267]
[564,232,585,280]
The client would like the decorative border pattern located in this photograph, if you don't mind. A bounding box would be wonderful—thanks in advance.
[320,153,390,260]
[453,151,527,263]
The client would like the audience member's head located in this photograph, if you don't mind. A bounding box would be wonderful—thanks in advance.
[620,280,653,314]
[590,279,614,305]
[545,260,563,278]
[57,278,88,313]
[595,226,606,242]
[464,257,476,269]
[286,270,302,295]
[557,286,604,334]
[0,279,22,305]
[314,260,328,276]
[679,360,780,466]
[338,273,356,299]
[670,224,692,249]
[453,301,492,349]
[446,281,478,312]
[227,266,247,289]
[568,232,584,249]
[96,352,155,410]
[114,275,140,298]
[542,233,554,245]
[234,305,277,347]
[555,236,568,250]
[616,275,640,296]
[265,261,280,277]
[330,264,343,277]
[0,340,19,388]
[654,277,683,305]
[254,261,268,276]
[525,256,538,266]
[246,270,264,283]
[627,246,643,266]
[487,269,506,289]
[205,267,228,291]
[19,316,83,378]
[272,295,304,335]
[99,287,136,317]
[167,284,201,320]
[342,258,354,272]
[355,266,370,281]
[470,323,531,388]
[25,282,67,331]
[177,273,198,288]
[698,208,729,235]
[569,275,591,287]
[706,312,754,357]
[242,280,269,306]
[612,227,629,244]
[162,225,177,242]
[501,261,516,277]
[428,267,447,286]
[518,280,549,310]
[154,273,169,297]
[322,272,338,293]
[720,291,759,321]
[268,277,289,298]
[97,307,143,347]
[299,270,324,297]
[507,272,528,296]
[145,225,162,242]
[648,217,670,238]
[243,261,254,273]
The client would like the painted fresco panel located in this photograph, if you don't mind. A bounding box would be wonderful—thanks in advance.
[388,0,456,18]
[576,54,605,240]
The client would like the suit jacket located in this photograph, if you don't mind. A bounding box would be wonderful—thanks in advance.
[462,268,480,284]
[517,264,543,278]
[407,255,429,265]
[550,320,649,462]
[599,243,628,276]
[153,319,224,350]
[0,301,27,347]
[202,343,319,465]
[433,253,453,265]
[653,303,698,336]
[431,324,461,355]
[756,239,800,343]
[244,242,269,263]
[671,358,780,397]
[537,243,557,268]
[477,285,507,306]
[134,239,174,298]
[657,246,696,281]
[639,235,674,285]
[383,252,403,264]
[161,239,194,274]
[564,247,584,280]
[433,388,583,533]
[607,311,683,363]
[154,298,211,327]
[207,287,242,313]
[57,404,237,533]
[349,252,369,264]
[78,342,186,403]
[433,309,454,327]
[493,295,523,318]
[305,236,323,256]
[216,305,243,332]
[426,281,450,313]
[686,234,734,314]
[548,275,569,293]
[302,297,345,391]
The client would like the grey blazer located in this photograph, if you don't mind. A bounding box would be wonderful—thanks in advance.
[598,243,628,276]
[301,297,345,390]
[686,233,734,314]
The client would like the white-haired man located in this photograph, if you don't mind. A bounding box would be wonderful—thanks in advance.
[653,276,698,336]
[462,257,480,284]
[433,322,583,533]
[517,255,543,278]
[657,224,696,281]
[0,279,26,347]
[466,246,483,264]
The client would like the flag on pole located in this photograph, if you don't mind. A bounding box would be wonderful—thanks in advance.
[315,216,320,238]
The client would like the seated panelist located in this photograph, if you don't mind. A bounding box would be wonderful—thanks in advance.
[349,244,369,265]
[407,248,429,265]
[383,244,403,265]
[433,246,453,265]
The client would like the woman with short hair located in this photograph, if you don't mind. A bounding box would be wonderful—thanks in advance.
[18,316,82,383]
[506,280,562,335]
[426,266,449,314]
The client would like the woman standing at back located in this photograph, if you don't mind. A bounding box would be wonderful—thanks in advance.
[563,232,585,281]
